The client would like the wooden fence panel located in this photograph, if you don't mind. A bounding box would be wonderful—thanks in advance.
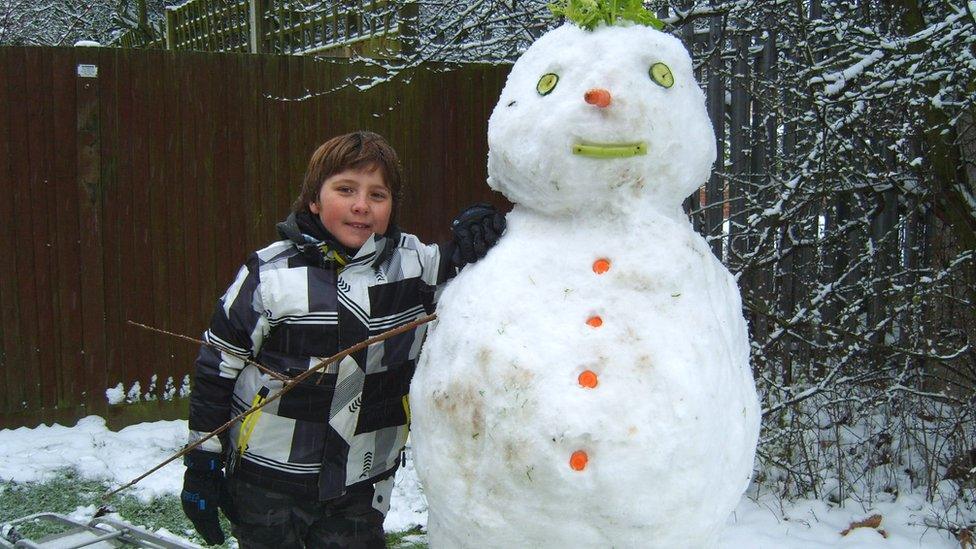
[0,47,512,428]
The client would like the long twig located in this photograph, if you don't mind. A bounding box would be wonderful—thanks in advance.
[103,313,437,500]
[127,321,288,382]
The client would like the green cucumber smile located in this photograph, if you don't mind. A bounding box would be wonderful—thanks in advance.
[571,142,648,158]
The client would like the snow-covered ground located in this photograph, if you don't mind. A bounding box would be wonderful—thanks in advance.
[0,416,963,547]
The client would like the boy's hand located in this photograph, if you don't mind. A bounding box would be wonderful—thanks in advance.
[451,203,505,268]
[180,449,238,546]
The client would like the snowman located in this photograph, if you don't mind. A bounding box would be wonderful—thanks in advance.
[409,4,760,547]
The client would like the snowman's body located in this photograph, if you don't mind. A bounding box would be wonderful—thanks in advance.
[411,21,760,548]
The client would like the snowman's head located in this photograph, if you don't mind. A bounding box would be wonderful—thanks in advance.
[487,23,716,216]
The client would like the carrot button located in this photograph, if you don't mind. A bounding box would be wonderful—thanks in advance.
[586,316,603,328]
[592,258,611,274]
[570,450,589,471]
[578,370,598,388]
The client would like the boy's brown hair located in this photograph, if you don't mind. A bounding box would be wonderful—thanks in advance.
[292,131,403,224]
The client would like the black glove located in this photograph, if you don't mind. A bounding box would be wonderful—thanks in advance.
[180,449,238,546]
[451,203,506,268]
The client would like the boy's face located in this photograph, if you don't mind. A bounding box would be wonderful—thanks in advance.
[310,166,392,250]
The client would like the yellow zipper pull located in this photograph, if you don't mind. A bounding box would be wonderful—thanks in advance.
[237,386,270,456]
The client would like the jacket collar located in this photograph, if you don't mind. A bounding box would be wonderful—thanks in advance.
[276,212,400,270]
[348,226,401,270]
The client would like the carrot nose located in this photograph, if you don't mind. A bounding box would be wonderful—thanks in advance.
[584,88,612,108]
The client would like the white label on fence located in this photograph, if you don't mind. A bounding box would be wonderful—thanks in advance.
[77,64,98,78]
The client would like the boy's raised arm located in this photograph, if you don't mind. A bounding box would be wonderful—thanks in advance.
[436,203,506,283]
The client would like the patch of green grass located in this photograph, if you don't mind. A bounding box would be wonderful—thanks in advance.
[0,468,106,519]
[1,469,426,548]
[112,490,223,544]
[386,525,427,548]
[0,469,109,540]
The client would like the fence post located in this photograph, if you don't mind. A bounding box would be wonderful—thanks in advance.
[249,0,266,54]
[75,48,108,416]
[165,8,177,49]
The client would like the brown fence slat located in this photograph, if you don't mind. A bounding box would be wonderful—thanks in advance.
[51,49,84,411]
[0,48,19,414]
[253,55,276,249]
[131,45,161,395]
[221,52,248,280]
[160,48,191,381]
[195,52,218,325]
[271,56,291,221]
[260,55,281,229]
[108,46,126,391]
[241,52,264,250]
[285,54,306,223]
[98,48,124,407]
[458,66,490,209]
[177,51,204,347]
[7,47,41,415]
[107,47,138,398]
[26,48,61,410]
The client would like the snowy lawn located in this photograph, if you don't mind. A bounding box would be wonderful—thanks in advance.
[0,416,965,548]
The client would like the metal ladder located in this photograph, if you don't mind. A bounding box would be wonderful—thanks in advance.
[0,513,198,549]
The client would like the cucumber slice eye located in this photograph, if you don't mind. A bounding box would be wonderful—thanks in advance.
[649,63,674,88]
[537,73,559,96]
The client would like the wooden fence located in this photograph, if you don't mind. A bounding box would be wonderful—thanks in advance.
[0,46,508,428]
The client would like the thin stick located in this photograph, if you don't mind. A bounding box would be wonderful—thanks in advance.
[103,313,437,499]
[127,321,288,382]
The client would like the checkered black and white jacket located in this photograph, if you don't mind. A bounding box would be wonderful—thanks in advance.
[188,216,449,503]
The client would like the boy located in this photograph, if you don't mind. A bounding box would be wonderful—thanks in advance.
[180,131,503,548]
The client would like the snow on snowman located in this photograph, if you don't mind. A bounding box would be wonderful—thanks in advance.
[410,2,761,547]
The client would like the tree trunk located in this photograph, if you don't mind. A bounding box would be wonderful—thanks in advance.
[886,0,976,251]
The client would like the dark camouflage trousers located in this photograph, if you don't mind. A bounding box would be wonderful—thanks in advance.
[227,477,385,549]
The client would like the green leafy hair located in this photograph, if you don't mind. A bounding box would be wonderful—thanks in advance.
[548,0,665,31]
